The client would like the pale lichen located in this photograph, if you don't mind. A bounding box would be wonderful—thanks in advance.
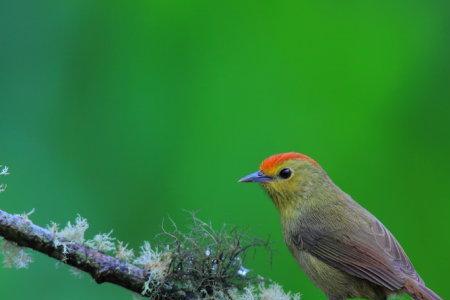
[86,231,116,253]
[0,167,33,269]
[0,165,9,176]
[134,242,165,270]
[258,283,301,300]
[211,283,301,300]
[47,221,60,236]
[56,215,89,243]
[19,208,35,222]
[134,241,171,295]
[1,240,33,269]
[51,215,89,255]
[116,241,135,262]
[0,164,9,193]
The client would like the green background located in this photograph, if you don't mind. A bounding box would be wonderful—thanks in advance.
[1,1,449,299]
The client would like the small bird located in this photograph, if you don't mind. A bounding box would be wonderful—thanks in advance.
[239,152,441,300]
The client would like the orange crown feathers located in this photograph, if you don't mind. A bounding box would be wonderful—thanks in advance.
[259,152,318,173]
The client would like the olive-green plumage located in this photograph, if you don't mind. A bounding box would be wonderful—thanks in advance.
[240,152,441,300]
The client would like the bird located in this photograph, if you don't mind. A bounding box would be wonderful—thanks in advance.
[239,152,441,300]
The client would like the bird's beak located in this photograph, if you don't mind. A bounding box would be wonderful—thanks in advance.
[239,171,273,183]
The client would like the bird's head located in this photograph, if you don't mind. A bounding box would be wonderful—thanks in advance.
[239,152,325,214]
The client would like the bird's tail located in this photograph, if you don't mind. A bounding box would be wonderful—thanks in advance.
[404,278,442,300]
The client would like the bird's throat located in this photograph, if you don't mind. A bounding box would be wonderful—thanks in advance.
[265,187,301,218]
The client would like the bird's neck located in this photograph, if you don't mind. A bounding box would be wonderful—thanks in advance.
[272,171,341,220]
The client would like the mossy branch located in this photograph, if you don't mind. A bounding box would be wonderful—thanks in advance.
[0,209,171,298]
[0,208,300,300]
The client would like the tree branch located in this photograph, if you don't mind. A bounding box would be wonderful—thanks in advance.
[0,208,301,300]
[0,209,183,299]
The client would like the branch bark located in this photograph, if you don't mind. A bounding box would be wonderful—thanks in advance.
[0,209,183,299]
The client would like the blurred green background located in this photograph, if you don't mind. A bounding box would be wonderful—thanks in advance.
[1,1,449,299]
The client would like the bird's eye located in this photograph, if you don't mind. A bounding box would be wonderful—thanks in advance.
[278,168,292,179]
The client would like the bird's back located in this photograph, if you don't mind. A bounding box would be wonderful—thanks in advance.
[283,185,423,298]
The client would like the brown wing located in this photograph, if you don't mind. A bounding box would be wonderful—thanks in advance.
[369,217,422,283]
[295,214,421,291]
